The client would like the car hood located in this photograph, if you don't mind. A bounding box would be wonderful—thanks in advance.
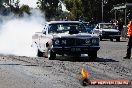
[52,32,98,39]
[102,29,119,32]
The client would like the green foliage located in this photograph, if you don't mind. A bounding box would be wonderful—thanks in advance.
[64,0,83,20]
[0,0,31,16]
[64,0,128,22]
[64,0,99,21]
[1,0,131,21]
[19,5,31,16]
[37,0,60,20]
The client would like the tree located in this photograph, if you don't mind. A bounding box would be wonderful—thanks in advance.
[64,0,83,20]
[64,0,127,22]
[126,0,132,3]
[37,0,60,20]
[18,5,31,16]
[81,0,99,21]
[35,0,129,21]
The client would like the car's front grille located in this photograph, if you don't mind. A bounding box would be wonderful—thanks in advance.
[60,38,91,46]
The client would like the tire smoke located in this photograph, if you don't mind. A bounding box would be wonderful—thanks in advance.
[0,10,45,57]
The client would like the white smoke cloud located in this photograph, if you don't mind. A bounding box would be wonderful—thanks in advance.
[0,10,45,57]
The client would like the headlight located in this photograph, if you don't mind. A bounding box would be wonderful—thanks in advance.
[61,40,66,45]
[54,39,60,45]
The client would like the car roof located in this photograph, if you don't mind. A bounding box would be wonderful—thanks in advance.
[82,22,89,23]
[46,21,81,24]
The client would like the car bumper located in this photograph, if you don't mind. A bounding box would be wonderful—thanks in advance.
[52,46,100,54]
[101,35,121,39]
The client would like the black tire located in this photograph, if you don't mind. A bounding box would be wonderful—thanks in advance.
[88,51,97,61]
[110,38,113,41]
[37,49,43,57]
[100,36,102,41]
[116,37,120,42]
[49,50,56,60]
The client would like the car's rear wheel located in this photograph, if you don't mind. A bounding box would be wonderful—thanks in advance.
[49,50,56,60]
[88,51,97,61]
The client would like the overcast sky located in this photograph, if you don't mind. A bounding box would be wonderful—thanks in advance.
[15,0,38,8]
[14,0,69,12]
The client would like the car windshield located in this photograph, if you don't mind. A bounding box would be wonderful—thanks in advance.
[48,23,86,34]
[100,24,116,29]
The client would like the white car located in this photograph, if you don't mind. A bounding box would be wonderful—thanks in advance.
[32,21,100,61]
[92,23,121,41]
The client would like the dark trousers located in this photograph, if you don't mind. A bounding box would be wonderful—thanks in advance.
[126,36,132,57]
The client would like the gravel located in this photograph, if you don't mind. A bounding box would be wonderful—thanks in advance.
[0,39,132,88]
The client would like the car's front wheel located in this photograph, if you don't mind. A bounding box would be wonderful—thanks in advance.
[110,38,113,41]
[116,37,120,42]
[49,50,56,60]
[99,36,102,41]
[88,51,97,61]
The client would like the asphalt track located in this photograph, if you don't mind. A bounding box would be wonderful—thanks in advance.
[0,39,132,88]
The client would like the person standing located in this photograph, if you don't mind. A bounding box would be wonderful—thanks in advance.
[123,20,132,59]
[117,19,124,37]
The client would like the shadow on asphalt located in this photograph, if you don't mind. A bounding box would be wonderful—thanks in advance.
[113,40,127,42]
[0,64,39,66]
[100,39,127,42]
[54,56,119,62]
[95,57,119,62]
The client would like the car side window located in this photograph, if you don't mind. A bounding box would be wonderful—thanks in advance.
[48,24,58,33]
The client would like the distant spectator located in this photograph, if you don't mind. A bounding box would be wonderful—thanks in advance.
[117,19,124,37]
[127,10,132,21]
[123,20,132,59]
[117,19,124,36]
